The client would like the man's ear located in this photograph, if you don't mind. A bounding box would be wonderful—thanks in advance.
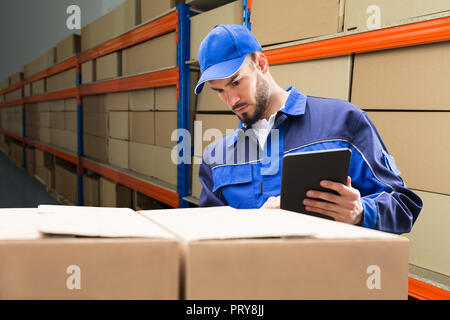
[256,53,269,74]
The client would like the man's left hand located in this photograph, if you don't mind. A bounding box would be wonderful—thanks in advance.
[303,176,363,225]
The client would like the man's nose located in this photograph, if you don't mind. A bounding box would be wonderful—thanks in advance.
[226,93,240,108]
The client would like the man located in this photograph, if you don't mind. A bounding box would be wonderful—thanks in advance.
[194,24,422,234]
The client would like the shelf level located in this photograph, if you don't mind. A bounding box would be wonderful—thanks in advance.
[23,56,78,85]
[408,277,450,300]
[0,81,23,96]
[0,99,24,108]
[0,129,24,142]
[24,138,78,165]
[24,88,78,103]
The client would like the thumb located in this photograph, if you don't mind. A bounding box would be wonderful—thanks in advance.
[347,176,352,187]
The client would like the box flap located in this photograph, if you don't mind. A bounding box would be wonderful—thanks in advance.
[140,207,403,241]
[0,209,42,240]
[37,205,175,239]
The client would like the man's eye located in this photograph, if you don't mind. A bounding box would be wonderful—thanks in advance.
[232,80,240,87]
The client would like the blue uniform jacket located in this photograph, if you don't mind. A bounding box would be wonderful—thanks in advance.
[198,87,422,234]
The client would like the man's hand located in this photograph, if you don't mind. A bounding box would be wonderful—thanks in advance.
[261,196,280,209]
[303,176,363,225]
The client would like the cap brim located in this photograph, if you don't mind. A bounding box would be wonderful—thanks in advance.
[194,55,246,95]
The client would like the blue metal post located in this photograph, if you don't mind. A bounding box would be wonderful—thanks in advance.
[76,54,84,206]
[243,0,251,30]
[176,3,191,208]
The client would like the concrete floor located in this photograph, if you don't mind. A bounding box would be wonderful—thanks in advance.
[0,151,59,208]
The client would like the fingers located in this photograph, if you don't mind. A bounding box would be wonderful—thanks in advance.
[319,180,357,199]
[303,198,348,217]
[261,196,280,209]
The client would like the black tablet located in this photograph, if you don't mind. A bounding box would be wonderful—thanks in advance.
[280,148,352,220]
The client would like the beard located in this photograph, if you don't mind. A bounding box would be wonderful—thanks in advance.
[236,73,269,127]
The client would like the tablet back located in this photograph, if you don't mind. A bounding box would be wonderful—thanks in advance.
[280,148,351,220]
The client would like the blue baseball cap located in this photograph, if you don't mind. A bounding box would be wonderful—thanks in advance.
[194,24,262,95]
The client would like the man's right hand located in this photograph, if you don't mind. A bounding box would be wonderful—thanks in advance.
[261,196,280,209]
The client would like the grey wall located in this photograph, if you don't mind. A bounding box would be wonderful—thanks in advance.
[0,0,125,81]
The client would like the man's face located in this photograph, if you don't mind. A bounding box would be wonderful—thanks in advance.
[208,61,269,126]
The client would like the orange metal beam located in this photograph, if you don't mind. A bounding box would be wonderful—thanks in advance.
[0,129,24,142]
[24,88,78,103]
[81,157,179,208]
[25,138,78,165]
[0,99,24,108]
[23,56,77,85]
[408,277,450,300]
[79,68,178,96]
[79,10,178,64]
[265,16,450,65]
[0,81,23,96]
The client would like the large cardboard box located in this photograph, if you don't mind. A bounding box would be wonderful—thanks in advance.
[81,0,141,51]
[49,100,65,112]
[129,111,155,145]
[55,159,78,204]
[39,127,51,144]
[81,60,95,84]
[109,111,129,140]
[190,0,243,61]
[352,42,450,110]
[0,78,10,90]
[122,32,177,76]
[154,86,177,111]
[252,0,345,47]
[84,134,108,162]
[50,112,65,130]
[96,52,121,81]
[344,0,450,32]
[0,207,179,299]
[5,89,22,102]
[403,190,450,277]
[25,147,35,176]
[24,83,31,97]
[64,98,78,112]
[269,54,353,101]
[104,92,129,111]
[141,207,410,300]
[64,112,77,132]
[83,95,105,113]
[191,156,202,199]
[50,129,77,153]
[83,112,108,138]
[40,112,50,128]
[129,141,157,177]
[83,174,100,207]
[31,79,45,95]
[46,69,77,92]
[194,113,239,157]
[9,72,23,86]
[141,0,182,22]
[130,88,154,111]
[56,34,81,63]
[24,47,56,78]
[196,82,228,112]
[108,138,129,169]
[155,111,177,148]
[154,145,177,186]
[367,111,450,195]
[99,177,133,208]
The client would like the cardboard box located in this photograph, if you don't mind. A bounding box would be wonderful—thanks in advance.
[83,174,100,207]
[252,0,345,47]
[83,112,108,138]
[39,127,51,144]
[129,142,157,177]
[81,60,95,84]
[55,158,78,204]
[65,98,78,111]
[122,32,177,76]
[26,147,35,176]
[344,0,450,32]
[155,111,177,148]
[24,83,31,97]
[194,113,239,157]
[352,42,450,110]
[196,82,228,111]
[109,111,129,140]
[141,207,410,300]
[104,92,129,111]
[37,101,50,112]
[35,149,46,181]
[31,79,45,95]
[141,0,182,22]
[271,54,353,101]
[154,145,177,186]
[9,72,23,86]
[0,78,10,90]
[10,141,23,167]
[99,177,133,208]
[0,207,179,299]
[154,86,177,111]
[96,52,121,81]
[46,68,77,92]
[191,156,202,199]
[24,47,56,78]
[133,191,168,211]
[82,95,105,113]
[129,111,155,145]
[190,0,243,61]
[64,112,77,132]
[108,138,129,169]
[84,134,108,163]
[50,129,77,153]
[56,34,81,63]
[49,100,65,112]
[403,190,450,277]
[50,112,65,130]
[81,0,141,51]
[129,88,154,111]
[5,89,22,102]
[367,111,450,194]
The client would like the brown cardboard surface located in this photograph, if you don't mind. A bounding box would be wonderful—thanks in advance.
[84,134,108,162]
[26,148,35,176]
[252,0,344,47]
[122,32,177,76]
[50,129,77,153]
[99,177,133,208]
[35,149,46,182]
[83,175,100,207]
[269,54,353,101]
[141,0,181,22]
[352,42,450,110]
[190,0,243,61]
[104,92,129,111]
[96,52,121,81]
[64,98,77,112]
[31,79,45,95]
[344,0,450,32]
[154,145,177,186]
[191,156,202,199]
[50,112,65,130]
[64,112,77,132]
[155,111,177,148]
[154,86,177,111]
[109,111,129,140]
[367,111,450,194]
[56,34,81,63]
[193,113,239,157]
[196,82,228,111]
[129,142,156,177]
[9,72,23,86]
[39,127,51,144]
[129,111,155,145]
[81,60,95,84]
[37,101,50,112]
[82,95,105,113]
[83,112,108,138]
[130,88,154,111]
[0,237,179,299]
[5,89,22,102]
[24,48,56,78]
[46,68,77,93]
[49,100,65,112]
[55,159,78,204]
[24,84,31,97]
[0,78,10,90]
[108,138,129,169]
[81,0,140,51]
[403,190,450,276]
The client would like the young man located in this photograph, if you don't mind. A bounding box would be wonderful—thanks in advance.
[194,24,422,234]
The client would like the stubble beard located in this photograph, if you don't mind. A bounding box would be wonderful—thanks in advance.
[238,73,270,127]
